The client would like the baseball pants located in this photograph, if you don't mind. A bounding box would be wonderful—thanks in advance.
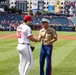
[40,44,52,75]
[17,44,33,75]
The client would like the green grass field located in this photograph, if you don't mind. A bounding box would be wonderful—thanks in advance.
[0,31,76,75]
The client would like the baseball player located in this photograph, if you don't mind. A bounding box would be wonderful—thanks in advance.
[36,18,57,75]
[16,15,37,75]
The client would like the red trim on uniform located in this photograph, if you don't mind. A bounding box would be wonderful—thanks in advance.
[50,45,53,75]
[50,59,52,75]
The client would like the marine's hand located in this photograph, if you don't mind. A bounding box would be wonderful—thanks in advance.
[44,41,52,45]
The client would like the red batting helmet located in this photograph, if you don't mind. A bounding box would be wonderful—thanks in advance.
[24,15,32,21]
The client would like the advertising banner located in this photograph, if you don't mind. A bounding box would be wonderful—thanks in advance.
[54,0,62,13]
[60,26,75,31]
[32,1,38,13]
[38,1,44,14]
[16,1,27,12]
[74,1,76,7]
[48,1,55,13]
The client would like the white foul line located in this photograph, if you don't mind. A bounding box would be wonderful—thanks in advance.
[0,34,15,40]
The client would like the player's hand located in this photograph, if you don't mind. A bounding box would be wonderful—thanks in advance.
[34,37,38,42]
[35,36,41,42]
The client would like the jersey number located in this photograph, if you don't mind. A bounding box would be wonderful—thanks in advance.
[17,31,22,38]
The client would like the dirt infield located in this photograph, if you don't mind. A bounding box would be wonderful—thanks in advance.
[0,34,76,40]
[58,36,76,40]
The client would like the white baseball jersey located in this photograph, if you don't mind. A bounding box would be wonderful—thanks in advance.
[16,23,33,75]
[17,23,33,44]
